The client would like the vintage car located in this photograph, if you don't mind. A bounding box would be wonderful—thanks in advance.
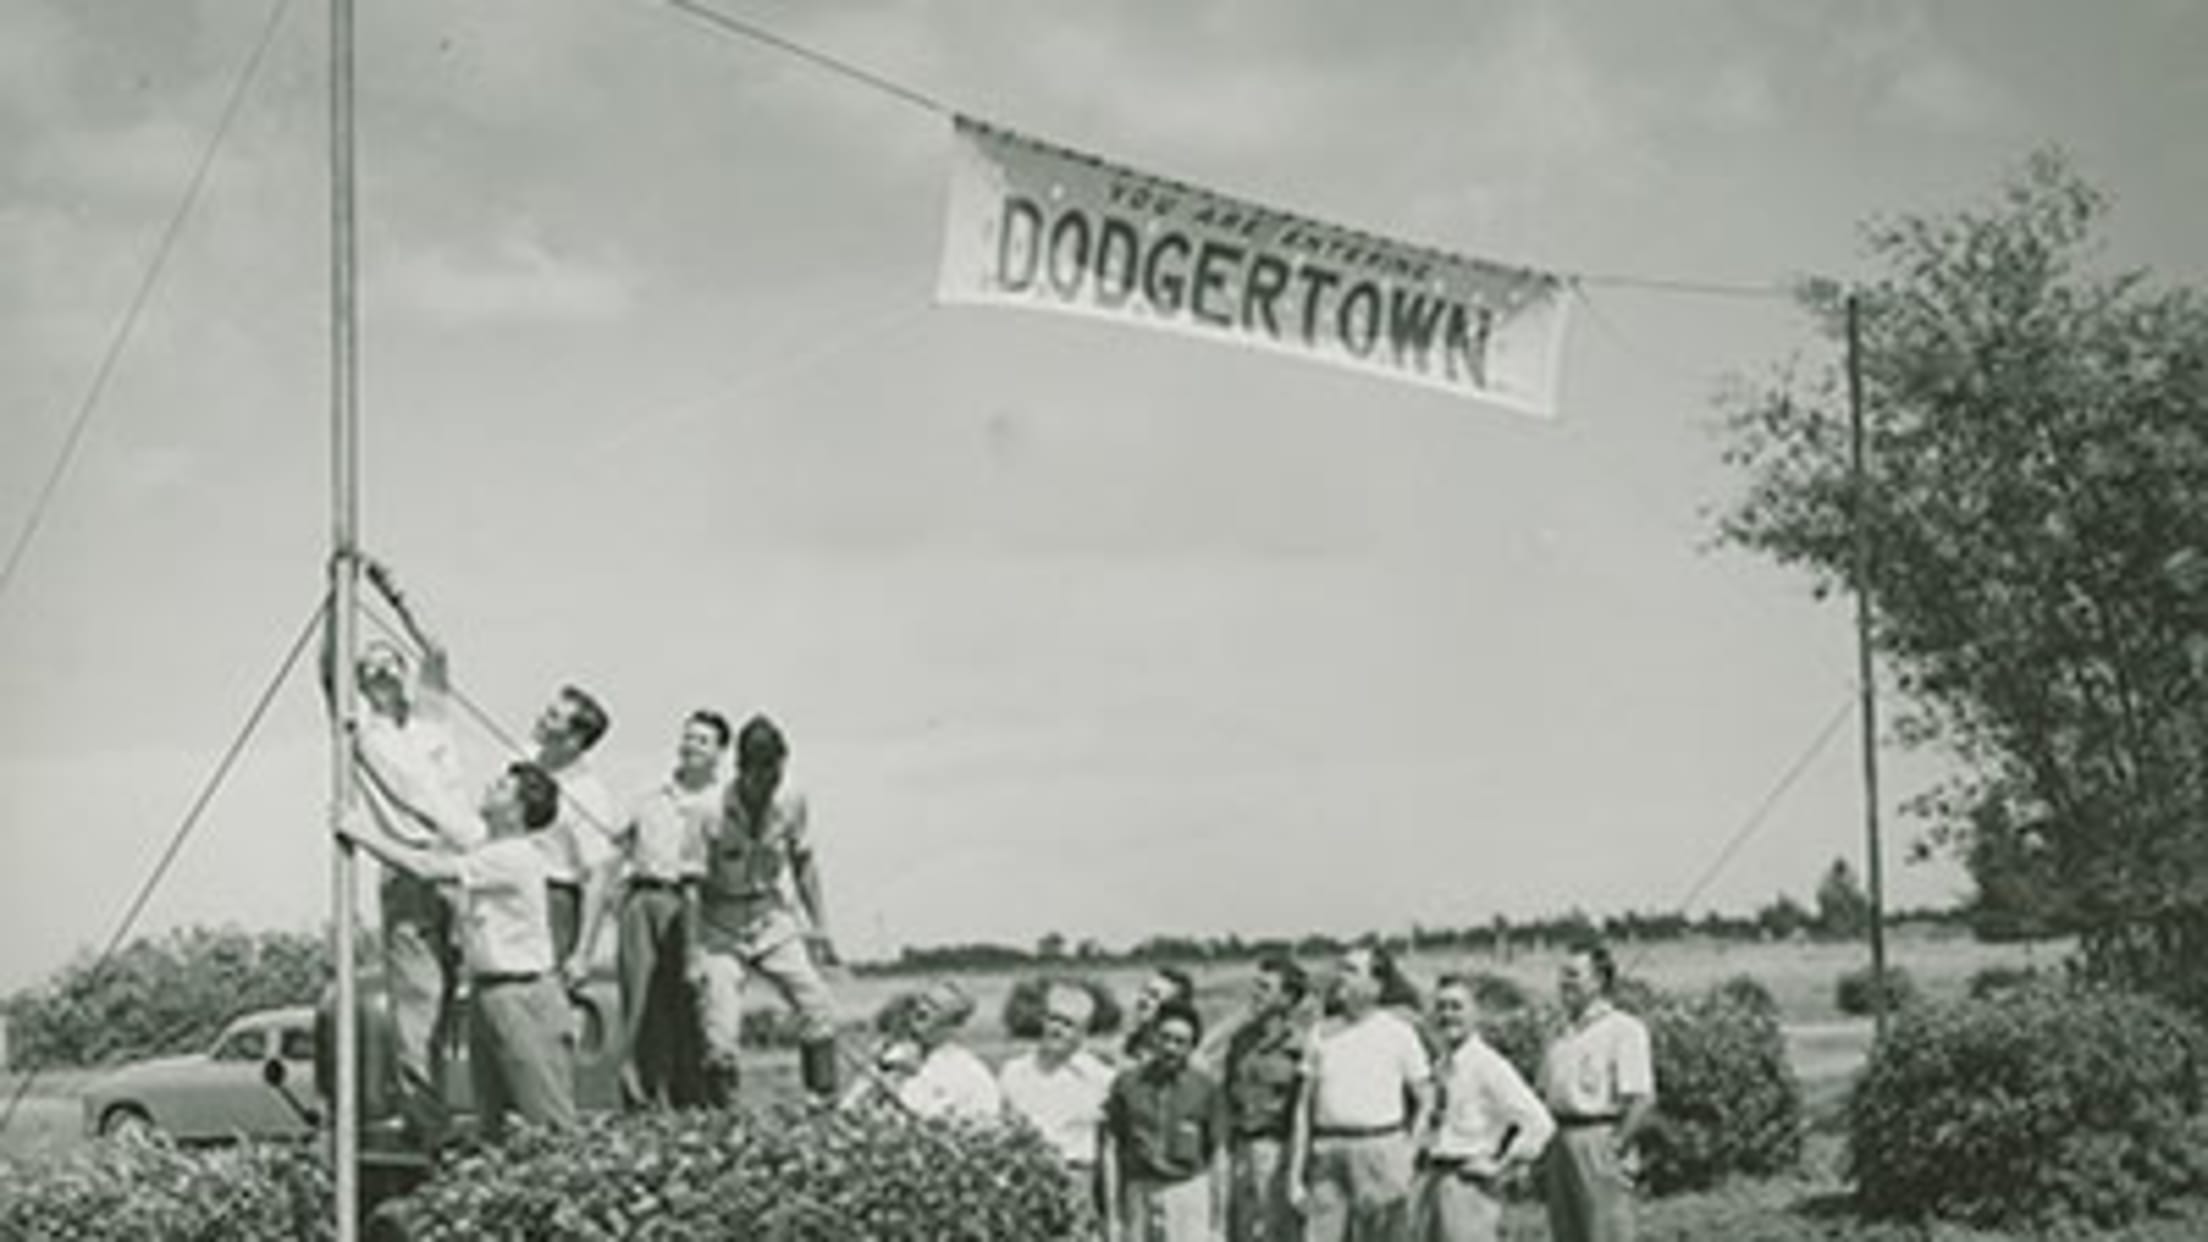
[79,979,623,1150]
[79,1005,320,1143]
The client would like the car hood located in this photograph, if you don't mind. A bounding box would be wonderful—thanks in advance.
[89,1054,206,1088]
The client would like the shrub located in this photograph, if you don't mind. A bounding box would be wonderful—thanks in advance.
[1834,965,1916,1018]
[1849,985,2208,1228]
[384,1101,1084,1240]
[1639,985,1805,1194]
[1000,975,1124,1039]
[1478,978,1803,1196]
[1464,970,1534,1015]
[0,1134,332,1241]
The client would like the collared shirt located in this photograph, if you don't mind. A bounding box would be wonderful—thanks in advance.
[1223,1011,1307,1140]
[619,776,716,884]
[897,1042,1003,1121]
[696,787,810,948]
[536,761,619,886]
[1540,1000,1655,1117]
[1309,1008,1430,1131]
[999,1048,1114,1165]
[1105,1062,1226,1183]
[456,835,554,977]
[359,710,480,849]
[1426,1031,1555,1172]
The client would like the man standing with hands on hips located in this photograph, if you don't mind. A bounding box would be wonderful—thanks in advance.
[1539,941,1655,1242]
[1412,974,1553,1242]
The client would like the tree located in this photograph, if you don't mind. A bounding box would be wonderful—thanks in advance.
[1815,857,1873,940]
[1716,150,2208,1009]
[1755,894,1814,941]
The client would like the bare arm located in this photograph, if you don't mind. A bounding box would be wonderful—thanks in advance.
[336,803,460,883]
[364,558,449,701]
[789,801,837,964]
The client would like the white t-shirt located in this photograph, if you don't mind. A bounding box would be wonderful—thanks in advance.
[457,835,554,977]
[999,1049,1113,1165]
[359,710,480,849]
[1540,1002,1655,1116]
[1310,1008,1431,1130]
[536,761,619,885]
[898,1043,1003,1121]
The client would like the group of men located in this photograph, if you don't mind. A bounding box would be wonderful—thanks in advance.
[323,558,1652,1242]
[324,559,843,1148]
[925,942,1651,1242]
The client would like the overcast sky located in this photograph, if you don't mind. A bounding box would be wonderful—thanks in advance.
[3,0,2204,993]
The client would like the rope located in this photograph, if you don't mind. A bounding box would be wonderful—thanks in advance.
[658,0,947,116]
[0,0,295,612]
[1625,693,1858,975]
[0,594,327,1134]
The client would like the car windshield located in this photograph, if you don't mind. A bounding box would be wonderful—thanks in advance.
[280,1028,313,1061]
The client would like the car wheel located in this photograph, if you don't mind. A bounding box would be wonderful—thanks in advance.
[99,1104,156,1140]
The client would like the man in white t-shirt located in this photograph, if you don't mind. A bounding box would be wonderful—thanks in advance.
[322,557,477,1152]
[341,760,579,1143]
[1539,942,1655,1242]
[999,983,1115,1171]
[1292,942,1433,1242]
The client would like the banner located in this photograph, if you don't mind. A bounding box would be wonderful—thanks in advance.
[937,116,1569,415]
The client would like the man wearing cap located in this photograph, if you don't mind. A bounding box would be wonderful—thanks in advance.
[320,557,476,1153]
[1539,941,1655,1242]
[1414,974,1553,1242]
[609,709,728,1108]
[1000,982,1116,1175]
[687,713,842,1104]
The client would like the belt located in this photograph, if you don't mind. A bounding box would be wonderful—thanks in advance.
[626,876,686,893]
[1554,1112,1623,1129]
[1417,1153,1500,1185]
[547,879,583,895]
[1313,1121,1403,1140]
[472,971,543,989]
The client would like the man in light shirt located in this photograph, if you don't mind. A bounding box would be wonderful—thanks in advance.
[320,557,476,1153]
[687,714,842,1104]
[1539,942,1655,1242]
[340,761,578,1143]
[529,683,621,990]
[1291,942,1434,1242]
[999,983,1115,1172]
[895,982,1002,1121]
[1413,974,1554,1242]
[611,709,728,1109]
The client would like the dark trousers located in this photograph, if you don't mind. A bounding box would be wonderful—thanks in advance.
[618,885,702,1108]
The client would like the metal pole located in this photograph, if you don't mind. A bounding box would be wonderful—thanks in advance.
[1847,290,1889,1040]
[329,0,361,1235]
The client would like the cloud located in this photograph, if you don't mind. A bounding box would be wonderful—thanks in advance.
[1701,59,1780,132]
[1875,54,2017,132]
[385,225,638,327]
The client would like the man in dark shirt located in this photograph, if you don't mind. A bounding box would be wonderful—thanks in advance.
[1222,954,1311,1242]
[1102,1003,1227,1242]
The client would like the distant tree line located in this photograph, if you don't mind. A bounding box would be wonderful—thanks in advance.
[860,859,1974,977]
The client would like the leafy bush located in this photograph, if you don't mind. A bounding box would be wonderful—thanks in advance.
[1640,985,1805,1194]
[383,1101,1084,1241]
[4,925,327,1069]
[1480,977,1803,1196]
[1834,965,1916,1018]
[1849,985,2208,1228]
[1464,970,1534,1015]
[0,1134,332,1241]
[1000,974,1125,1039]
